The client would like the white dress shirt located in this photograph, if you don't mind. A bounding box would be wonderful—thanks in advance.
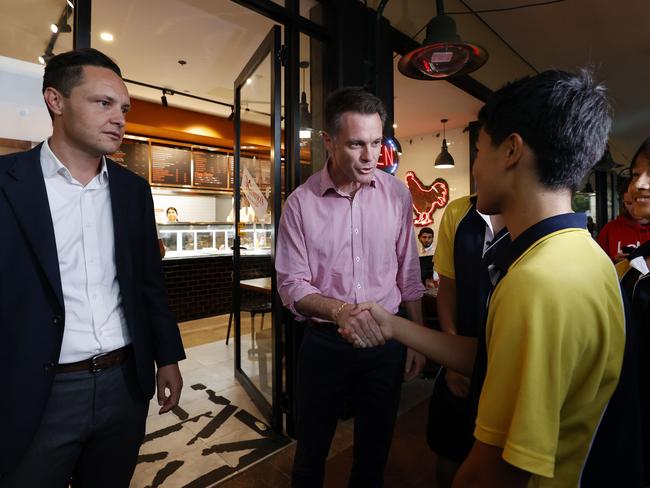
[41,141,130,363]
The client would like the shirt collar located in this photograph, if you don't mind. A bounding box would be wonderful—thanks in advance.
[319,160,376,196]
[491,213,586,284]
[41,139,109,185]
[629,240,650,276]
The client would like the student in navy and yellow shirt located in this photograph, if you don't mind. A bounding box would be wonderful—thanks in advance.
[617,137,650,485]
[341,69,643,486]
[428,194,509,486]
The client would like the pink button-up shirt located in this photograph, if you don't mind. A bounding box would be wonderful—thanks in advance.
[276,163,425,321]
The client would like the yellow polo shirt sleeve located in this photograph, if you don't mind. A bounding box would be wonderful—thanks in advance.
[434,196,472,279]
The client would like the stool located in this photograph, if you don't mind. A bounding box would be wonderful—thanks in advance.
[225,302,272,348]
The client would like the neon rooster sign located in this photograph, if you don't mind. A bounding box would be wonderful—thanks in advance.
[404,171,450,226]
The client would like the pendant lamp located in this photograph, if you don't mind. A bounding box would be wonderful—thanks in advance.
[299,61,312,140]
[398,0,487,80]
[435,119,454,169]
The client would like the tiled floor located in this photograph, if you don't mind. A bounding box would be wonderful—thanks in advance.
[131,333,290,488]
[131,315,435,487]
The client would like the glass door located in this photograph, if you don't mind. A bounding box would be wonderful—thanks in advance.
[233,25,283,431]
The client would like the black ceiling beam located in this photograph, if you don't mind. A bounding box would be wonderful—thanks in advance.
[231,0,329,41]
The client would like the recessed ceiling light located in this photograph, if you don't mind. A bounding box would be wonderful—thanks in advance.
[38,56,45,65]
[246,78,252,85]
[392,123,398,128]
[100,32,114,42]
[50,23,58,33]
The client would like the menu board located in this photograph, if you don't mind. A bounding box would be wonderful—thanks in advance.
[151,144,191,185]
[193,151,229,189]
[110,139,149,179]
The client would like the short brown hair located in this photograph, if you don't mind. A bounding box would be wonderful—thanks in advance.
[324,87,387,136]
[43,48,122,118]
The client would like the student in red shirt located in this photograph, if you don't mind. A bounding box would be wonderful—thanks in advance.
[597,182,650,262]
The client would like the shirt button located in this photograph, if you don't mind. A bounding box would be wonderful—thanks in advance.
[355,256,360,262]
[357,283,361,289]
[354,228,359,234]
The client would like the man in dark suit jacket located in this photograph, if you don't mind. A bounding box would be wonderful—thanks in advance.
[0,49,185,487]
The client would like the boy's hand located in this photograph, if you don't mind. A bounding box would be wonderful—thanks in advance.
[345,302,394,343]
[336,305,385,347]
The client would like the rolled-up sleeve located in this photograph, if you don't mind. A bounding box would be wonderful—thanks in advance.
[275,194,321,319]
[395,189,426,302]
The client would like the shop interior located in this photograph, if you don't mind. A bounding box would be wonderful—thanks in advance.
[1,0,647,485]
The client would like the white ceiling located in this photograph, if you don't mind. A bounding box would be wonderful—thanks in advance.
[2,0,648,162]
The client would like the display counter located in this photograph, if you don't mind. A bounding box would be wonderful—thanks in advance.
[159,222,272,259]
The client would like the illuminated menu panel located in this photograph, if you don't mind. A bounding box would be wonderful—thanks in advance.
[110,139,149,179]
[151,145,191,185]
[193,151,229,189]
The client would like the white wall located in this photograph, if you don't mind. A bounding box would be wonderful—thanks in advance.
[394,126,471,248]
[152,192,222,223]
[0,56,51,143]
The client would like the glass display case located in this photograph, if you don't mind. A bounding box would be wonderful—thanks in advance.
[159,222,272,259]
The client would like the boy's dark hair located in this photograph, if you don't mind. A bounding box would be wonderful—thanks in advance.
[478,69,611,191]
[418,227,434,237]
[324,87,387,136]
[630,137,650,167]
[43,48,121,117]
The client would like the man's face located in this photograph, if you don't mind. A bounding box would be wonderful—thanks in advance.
[54,65,130,157]
[629,154,650,220]
[418,232,433,248]
[324,112,383,188]
[472,128,506,215]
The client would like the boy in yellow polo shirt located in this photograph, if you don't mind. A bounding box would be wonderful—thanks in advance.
[344,70,643,486]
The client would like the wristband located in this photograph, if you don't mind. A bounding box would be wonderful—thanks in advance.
[333,302,349,325]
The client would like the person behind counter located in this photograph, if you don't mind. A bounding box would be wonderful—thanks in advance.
[0,48,185,486]
[340,69,643,487]
[166,206,179,222]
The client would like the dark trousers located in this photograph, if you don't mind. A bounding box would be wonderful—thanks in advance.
[3,356,148,488]
[292,324,406,488]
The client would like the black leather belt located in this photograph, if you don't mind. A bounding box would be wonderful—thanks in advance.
[305,319,340,335]
[56,345,132,374]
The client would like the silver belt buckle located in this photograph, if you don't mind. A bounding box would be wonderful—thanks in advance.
[89,351,110,374]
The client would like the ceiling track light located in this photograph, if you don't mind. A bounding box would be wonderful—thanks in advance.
[434,118,455,169]
[161,89,173,107]
[398,0,488,80]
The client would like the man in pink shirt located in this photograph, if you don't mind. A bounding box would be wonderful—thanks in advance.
[276,87,425,487]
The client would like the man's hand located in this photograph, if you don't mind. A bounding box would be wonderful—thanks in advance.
[156,363,183,414]
[336,305,385,348]
[404,348,425,381]
[445,369,470,397]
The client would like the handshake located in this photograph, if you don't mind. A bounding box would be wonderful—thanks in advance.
[335,302,395,348]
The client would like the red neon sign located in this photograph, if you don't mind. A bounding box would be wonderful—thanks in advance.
[404,171,450,226]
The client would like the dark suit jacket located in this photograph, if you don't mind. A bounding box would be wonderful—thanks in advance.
[0,144,186,475]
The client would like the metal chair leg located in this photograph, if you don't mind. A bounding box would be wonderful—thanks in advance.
[226,310,233,345]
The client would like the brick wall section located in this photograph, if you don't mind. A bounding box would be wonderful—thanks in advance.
[162,255,272,322]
